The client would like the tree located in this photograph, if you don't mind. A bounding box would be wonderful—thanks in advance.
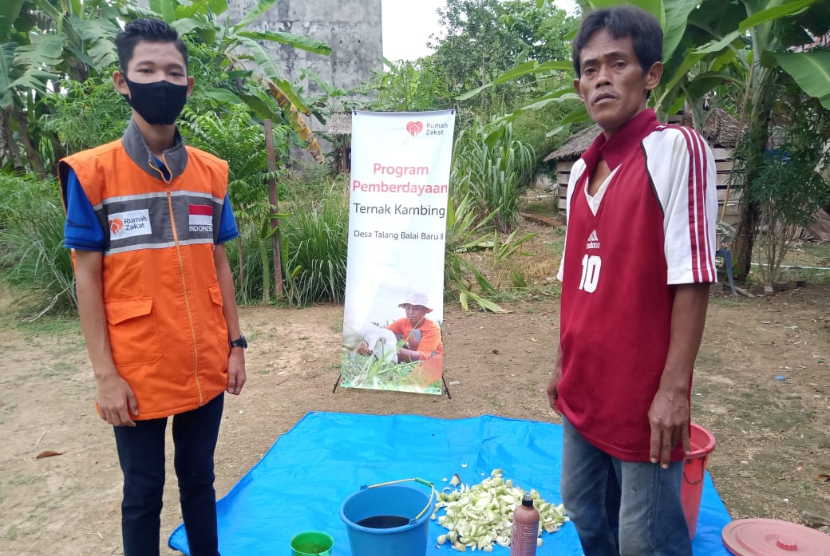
[428,0,578,117]
[732,76,830,284]
[462,0,830,281]
[722,0,830,279]
[1,0,133,175]
[0,0,333,174]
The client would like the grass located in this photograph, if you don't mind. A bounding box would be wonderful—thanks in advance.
[39,362,75,379]
[281,198,348,307]
[5,525,19,541]
[487,284,561,304]
[800,243,830,265]
[15,317,80,338]
[710,295,746,308]
[280,163,348,210]
[544,239,565,256]
[748,241,830,285]
[4,474,41,487]
[0,174,76,318]
[522,197,559,218]
[339,352,441,394]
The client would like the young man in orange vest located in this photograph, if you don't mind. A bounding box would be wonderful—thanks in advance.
[59,18,246,556]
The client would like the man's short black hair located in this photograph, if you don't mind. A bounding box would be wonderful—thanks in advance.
[572,6,663,77]
[116,18,188,73]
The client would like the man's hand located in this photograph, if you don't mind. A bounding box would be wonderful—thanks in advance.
[648,385,691,468]
[227,349,246,395]
[356,340,372,356]
[97,373,138,427]
[547,350,563,415]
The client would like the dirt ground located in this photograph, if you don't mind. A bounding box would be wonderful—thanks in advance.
[0,232,829,555]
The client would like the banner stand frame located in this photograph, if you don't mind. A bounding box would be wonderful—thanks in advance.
[332,372,452,399]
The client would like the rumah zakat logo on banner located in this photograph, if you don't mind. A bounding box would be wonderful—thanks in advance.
[406,120,450,137]
[109,219,124,234]
[406,121,424,136]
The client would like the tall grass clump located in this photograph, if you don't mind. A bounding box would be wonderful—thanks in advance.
[451,121,534,233]
[0,173,76,316]
[281,197,348,307]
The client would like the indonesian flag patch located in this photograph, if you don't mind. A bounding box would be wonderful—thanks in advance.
[188,204,213,233]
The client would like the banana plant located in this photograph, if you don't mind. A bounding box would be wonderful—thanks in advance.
[1,0,129,173]
[147,0,331,164]
[459,0,829,130]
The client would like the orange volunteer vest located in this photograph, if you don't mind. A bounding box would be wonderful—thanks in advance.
[59,120,231,419]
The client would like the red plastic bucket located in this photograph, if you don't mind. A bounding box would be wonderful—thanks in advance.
[681,423,716,539]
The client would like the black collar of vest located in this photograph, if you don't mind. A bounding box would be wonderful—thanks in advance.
[581,109,658,173]
[120,118,188,182]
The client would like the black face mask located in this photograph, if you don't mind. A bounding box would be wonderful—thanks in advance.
[122,76,188,125]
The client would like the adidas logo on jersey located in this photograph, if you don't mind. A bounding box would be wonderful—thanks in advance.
[586,230,600,249]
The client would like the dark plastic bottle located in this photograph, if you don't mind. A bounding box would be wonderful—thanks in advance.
[510,495,540,556]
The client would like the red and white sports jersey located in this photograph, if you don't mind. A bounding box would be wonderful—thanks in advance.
[556,109,717,462]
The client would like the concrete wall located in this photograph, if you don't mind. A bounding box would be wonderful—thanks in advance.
[228,0,383,97]
[136,0,383,133]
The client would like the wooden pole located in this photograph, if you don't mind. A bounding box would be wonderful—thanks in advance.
[264,119,284,296]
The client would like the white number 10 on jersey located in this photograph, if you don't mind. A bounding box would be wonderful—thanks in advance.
[579,254,602,293]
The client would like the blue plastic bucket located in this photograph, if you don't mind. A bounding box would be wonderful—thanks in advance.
[340,484,435,556]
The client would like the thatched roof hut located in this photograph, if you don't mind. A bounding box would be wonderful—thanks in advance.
[542,109,743,224]
[327,112,353,135]
[544,109,739,163]
[543,124,601,163]
[326,112,353,174]
[699,108,740,149]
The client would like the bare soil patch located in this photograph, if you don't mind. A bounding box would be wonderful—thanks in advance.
[0,252,828,555]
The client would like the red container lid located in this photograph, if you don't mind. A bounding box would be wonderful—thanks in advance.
[723,519,830,555]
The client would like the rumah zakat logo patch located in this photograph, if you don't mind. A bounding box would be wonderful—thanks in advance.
[406,121,424,137]
[108,209,151,240]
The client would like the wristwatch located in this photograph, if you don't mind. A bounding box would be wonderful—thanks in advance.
[229,335,248,350]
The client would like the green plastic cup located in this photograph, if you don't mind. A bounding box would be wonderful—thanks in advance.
[290,531,334,556]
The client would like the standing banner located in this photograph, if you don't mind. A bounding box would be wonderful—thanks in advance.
[340,110,456,395]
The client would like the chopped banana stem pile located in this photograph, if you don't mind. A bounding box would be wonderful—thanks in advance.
[432,469,568,552]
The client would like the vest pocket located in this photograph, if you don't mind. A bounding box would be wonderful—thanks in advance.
[105,297,162,366]
[208,284,229,347]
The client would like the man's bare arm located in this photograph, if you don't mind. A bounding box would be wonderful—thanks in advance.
[74,250,137,426]
[214,244,246,395]
[648,283,710,467]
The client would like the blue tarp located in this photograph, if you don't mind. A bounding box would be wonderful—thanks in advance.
[169,412,732,555]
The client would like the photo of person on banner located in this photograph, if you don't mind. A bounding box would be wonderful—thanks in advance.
[356,291,443,363]
[341,287,445,394]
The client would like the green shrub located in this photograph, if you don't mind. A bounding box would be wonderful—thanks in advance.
[451,121,535,232]
[733,85,830,284]
[510,96,581,164]
[280,163,349,211]
[42,78,130,155]
[0,173,75,316]
[281,197,349,307]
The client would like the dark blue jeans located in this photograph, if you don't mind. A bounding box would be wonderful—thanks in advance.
[113,393,224,556]
[560,416,692,556]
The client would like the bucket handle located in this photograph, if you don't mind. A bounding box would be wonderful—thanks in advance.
[682,467,705,486]
[364,478,435,521]
[683,455,708,486]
